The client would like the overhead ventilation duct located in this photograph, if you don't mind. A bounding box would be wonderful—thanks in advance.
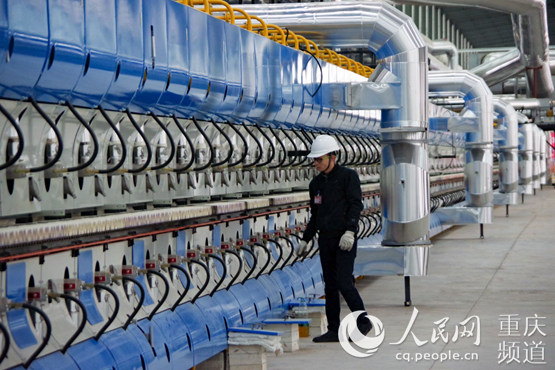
[394,0,553,98]
[428,70,494,227]
[238,1,431,248]
[470,48,525,87]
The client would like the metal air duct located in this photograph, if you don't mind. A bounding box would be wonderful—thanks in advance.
[493,99,519,205]
[395,0,553,98]
[238,1,430,247]
[429,40,459,69]
[518,123,535,195]
[429,70,494,225]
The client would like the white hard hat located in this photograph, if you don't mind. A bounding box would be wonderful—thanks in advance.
[307,135,341,158]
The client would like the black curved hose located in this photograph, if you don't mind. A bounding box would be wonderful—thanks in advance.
[125,109,152,173]
[171,115,195,173]
[343,134,357,166]
[241,123,263,169]
[146,270,170,320]
[364,136,378,165]
[169,263,191,311]
[97,106,127,174]
[66,101,99,172]
[149,113,176,171]
[21,303,52,369]
[0,103,25,170]
[280,128,298,167]
[239,246,257,284]
[0,321,10,365]
[308,239,319,259]
[374,212,383,234]
[356,135,370,165]
[191,117,214,172]
[227,123,248,168]
[358,217,368,239]
[254,125,275,168]
[223,249,242,289]
[267,238,283,274]
[278,235,296,267]
[350,135,363,166]
[94,284,120,341]
[210,120,233,168]
[122,276,145,330]
[28,98,63,173]
[253,242,271,278]
[290,233,314,263]
[370,137,381,165]
[189,259,210,304]
[292,130,310,167]
[208,254,227,296]
[289,233,305,264]
[332,133,348,166]
[354,135,369,165]
[267,125,287,169]
[60,294,87,354]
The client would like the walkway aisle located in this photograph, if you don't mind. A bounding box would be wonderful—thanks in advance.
[267,186,555,370]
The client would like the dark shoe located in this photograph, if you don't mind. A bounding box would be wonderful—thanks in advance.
[312,331,339,343]
[358,320,373,336]
[349,320,373,342]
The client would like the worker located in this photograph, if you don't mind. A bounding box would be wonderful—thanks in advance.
[296,134,372,343]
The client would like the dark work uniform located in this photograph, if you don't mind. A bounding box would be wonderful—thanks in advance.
[302,165,366,333]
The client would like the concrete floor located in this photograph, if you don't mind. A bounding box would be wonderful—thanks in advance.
[267,186,555,370]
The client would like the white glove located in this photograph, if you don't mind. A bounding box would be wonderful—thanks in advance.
[339,231,355,251]
[295,240,309,257]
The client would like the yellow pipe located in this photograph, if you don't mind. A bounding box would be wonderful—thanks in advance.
[173,0,372,78]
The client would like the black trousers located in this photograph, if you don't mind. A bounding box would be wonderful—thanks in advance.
[318,235,366,333]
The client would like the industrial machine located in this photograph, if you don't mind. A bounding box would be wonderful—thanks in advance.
[0,0,551,368]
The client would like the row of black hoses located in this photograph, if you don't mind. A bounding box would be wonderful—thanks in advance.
[358,211,382,239]
[0,100,380,173]
[0,236,313,368]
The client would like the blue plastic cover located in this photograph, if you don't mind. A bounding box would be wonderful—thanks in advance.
[130,0,168,114]
[0,0,49,99]
[78,249,103,325]
[132,240,154,306]
[160,0,191,115]
[102,0,144,110]
[25,351,78,370]
[66,338,116,370]
[98,327,148,369]
[175,301,226,366]
[34,0,85,103]
[6,262,36,349]
[71,0,117,106]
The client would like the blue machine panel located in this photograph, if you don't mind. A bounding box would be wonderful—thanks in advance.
[102,0,144,110]
[130,0,169,114]
[99,327,148,369]
[66,338,116,370]
[34,0,85,103]
[211,289,243,328]
[72,0,117,106]
[25,351,78,370]
[78,249,103,325]
[242,278,271,320]
[161,0,191,115]
[0,0,49,99]
[175,300,226,366]
[228,283,258,324]
[6,262,36,349]
[133,239,154,306]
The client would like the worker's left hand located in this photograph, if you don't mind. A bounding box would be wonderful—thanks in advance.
[339,231,355,251]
